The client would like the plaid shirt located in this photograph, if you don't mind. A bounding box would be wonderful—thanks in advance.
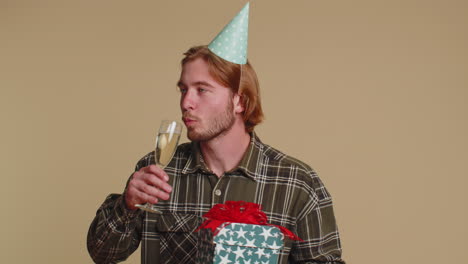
[87,133,345,263]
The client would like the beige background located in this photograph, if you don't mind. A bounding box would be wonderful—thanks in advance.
[2,0,467,263]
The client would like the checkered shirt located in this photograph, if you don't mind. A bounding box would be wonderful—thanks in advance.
[87,133,345,263]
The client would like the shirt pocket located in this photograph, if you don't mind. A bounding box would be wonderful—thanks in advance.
[155,213,203,263]
[156,212,202,232]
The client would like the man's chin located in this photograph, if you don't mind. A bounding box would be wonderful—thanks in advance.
[187,130,214,142]
[187,130,203,142]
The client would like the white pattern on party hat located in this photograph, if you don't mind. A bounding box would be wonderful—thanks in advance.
[208,2,249,65]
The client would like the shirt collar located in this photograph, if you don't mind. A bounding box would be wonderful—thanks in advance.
[181,132,264,181]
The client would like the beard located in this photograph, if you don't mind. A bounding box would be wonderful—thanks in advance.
[186,100,236,142]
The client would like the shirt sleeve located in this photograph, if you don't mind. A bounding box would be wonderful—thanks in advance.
[290,171,346,264]
[87,154,153,263]
[87,193,143,263]
[86,192,143,263]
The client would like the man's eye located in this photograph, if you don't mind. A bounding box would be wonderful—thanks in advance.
[198,88,207,93]
[179,88,187,93]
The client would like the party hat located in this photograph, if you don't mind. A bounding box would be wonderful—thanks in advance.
[208,2,249,65]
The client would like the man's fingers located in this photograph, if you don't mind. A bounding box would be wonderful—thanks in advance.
[125,185,157,210]
[136,191,159,205]
[142,165,169,181]
[141,173,172,193]
[138,182,171,201]
[125,165,172,209]
[126,183,166,207]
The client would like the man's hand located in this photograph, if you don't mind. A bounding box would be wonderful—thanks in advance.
[124,165,173,210]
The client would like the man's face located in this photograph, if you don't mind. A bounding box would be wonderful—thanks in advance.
[178,58,237,141]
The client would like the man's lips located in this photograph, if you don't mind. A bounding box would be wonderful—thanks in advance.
[182,117,197,126]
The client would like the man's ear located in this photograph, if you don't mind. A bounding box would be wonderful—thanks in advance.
[233,93,245,114]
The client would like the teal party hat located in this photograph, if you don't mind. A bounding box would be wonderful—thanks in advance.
[208,2,249,65]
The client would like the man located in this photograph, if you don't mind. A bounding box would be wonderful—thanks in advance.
[88,3,344,264]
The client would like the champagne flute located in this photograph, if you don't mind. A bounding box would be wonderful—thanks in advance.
[135,120,182,213]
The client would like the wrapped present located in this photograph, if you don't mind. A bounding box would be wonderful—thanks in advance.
[196,201,301,264]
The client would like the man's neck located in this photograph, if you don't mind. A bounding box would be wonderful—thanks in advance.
[199,120,251,177]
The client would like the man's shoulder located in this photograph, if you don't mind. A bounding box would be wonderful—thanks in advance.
[259,141,315,173]
[258,141,330,199]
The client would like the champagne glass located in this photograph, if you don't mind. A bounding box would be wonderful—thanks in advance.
[135,120,182,213]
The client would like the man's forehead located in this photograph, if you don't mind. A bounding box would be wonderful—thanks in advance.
[178,60,228,89]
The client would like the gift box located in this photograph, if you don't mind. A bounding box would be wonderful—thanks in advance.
[196,201,301,264]
[214,223,283,263]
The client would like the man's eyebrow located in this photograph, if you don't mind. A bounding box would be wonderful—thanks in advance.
[177,81,186,88]
[176,81,215,88]
[193,81,214,88]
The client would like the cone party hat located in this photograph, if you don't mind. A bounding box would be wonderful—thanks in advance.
[208,2,249,65]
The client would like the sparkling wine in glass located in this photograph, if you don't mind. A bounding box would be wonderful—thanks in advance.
[135,120,182,213]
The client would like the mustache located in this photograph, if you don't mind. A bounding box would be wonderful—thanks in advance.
[182,113,199,121]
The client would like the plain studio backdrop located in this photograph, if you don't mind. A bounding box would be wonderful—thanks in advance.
[1,0,467,263]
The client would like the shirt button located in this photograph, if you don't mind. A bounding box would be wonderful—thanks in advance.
[214,189,222,196]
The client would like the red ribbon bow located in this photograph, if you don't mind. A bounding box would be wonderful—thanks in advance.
[197,201,302,241]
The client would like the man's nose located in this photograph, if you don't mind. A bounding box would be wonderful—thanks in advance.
[181,90,196,112]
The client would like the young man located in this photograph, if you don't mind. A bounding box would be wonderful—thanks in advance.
[88,3,344,263]
[87,45,344,264]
